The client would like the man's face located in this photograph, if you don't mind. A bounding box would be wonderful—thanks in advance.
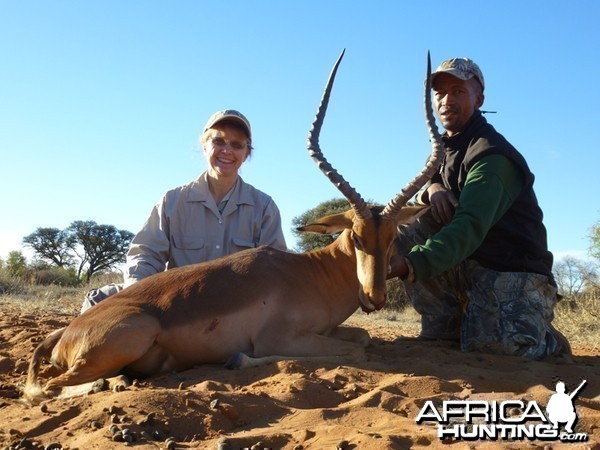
[433,73,484,136]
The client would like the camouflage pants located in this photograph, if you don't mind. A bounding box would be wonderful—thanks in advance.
[397,212,569,360]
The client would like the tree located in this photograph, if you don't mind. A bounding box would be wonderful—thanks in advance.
[68,220,134,282]
[292,198,351,252]
[22,227,74,267]
[553,256,598,299]
[22,220,134,283]
[6,250,27,277]
[590,219,600,262]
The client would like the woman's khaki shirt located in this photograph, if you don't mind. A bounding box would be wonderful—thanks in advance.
[125,172,286,286]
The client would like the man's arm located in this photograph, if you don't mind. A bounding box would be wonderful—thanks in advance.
[406,154,524,280]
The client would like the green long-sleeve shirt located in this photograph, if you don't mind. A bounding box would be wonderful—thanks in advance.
[408,154,525,280]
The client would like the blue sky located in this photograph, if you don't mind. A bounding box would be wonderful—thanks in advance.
[1,1,598,263]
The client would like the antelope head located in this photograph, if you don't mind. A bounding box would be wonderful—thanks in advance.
[306,50,444,312]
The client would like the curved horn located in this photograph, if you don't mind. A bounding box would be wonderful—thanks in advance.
[307,49,372,220]
[382,51,445,220]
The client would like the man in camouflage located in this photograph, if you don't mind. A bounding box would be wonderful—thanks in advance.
[390,57,570,359]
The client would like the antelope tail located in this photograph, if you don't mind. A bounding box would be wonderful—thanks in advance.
[24,327,66,402]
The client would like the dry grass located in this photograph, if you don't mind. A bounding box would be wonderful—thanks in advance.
[0,284,84,315]
[0,271,120,315]
[554,293,600,352]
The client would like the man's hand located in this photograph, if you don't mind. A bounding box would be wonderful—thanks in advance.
[428,183,459,224]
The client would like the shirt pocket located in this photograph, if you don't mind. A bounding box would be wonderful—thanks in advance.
[232,237,256,253]
[171,235,206,266]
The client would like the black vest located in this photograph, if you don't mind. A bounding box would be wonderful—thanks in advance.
[437,111,555,283]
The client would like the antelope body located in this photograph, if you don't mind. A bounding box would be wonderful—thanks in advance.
[25,51,443,401]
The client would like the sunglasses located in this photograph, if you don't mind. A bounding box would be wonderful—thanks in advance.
[209,137,248,151]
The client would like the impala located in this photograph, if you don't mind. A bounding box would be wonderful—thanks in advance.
[25,51,443,401]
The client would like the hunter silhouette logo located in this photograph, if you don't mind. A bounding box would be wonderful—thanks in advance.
[416,379,588,442]
[546,379,586,434]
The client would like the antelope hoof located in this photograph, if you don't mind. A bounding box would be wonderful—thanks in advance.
[108,374,130,392]
[89,378,107,394]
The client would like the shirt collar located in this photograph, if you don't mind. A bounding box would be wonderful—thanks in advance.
[187,172,255,207]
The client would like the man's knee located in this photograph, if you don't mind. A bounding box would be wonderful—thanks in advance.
[461,269,568,359]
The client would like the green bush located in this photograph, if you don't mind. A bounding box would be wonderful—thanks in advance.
[0,269,25,295]
[5,251,27,277]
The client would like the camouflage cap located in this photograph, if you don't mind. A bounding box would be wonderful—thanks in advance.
[203,109,252,139]
[431,58,485,91]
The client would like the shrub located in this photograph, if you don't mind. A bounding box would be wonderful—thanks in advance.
[86,271,123,288]
[26,266,80,287]
[0,269,25,295]
[385,278,411,311]
[5,251,27,277]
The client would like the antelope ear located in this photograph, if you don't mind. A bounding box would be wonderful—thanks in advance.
[395,205,430,225]
[297,210,354,235]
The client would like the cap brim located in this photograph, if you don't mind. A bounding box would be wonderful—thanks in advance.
[431,69,484,91]
[432,68,474,83]
[204,115,251,139]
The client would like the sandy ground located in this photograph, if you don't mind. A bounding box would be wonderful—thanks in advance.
[1,303,599,450]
